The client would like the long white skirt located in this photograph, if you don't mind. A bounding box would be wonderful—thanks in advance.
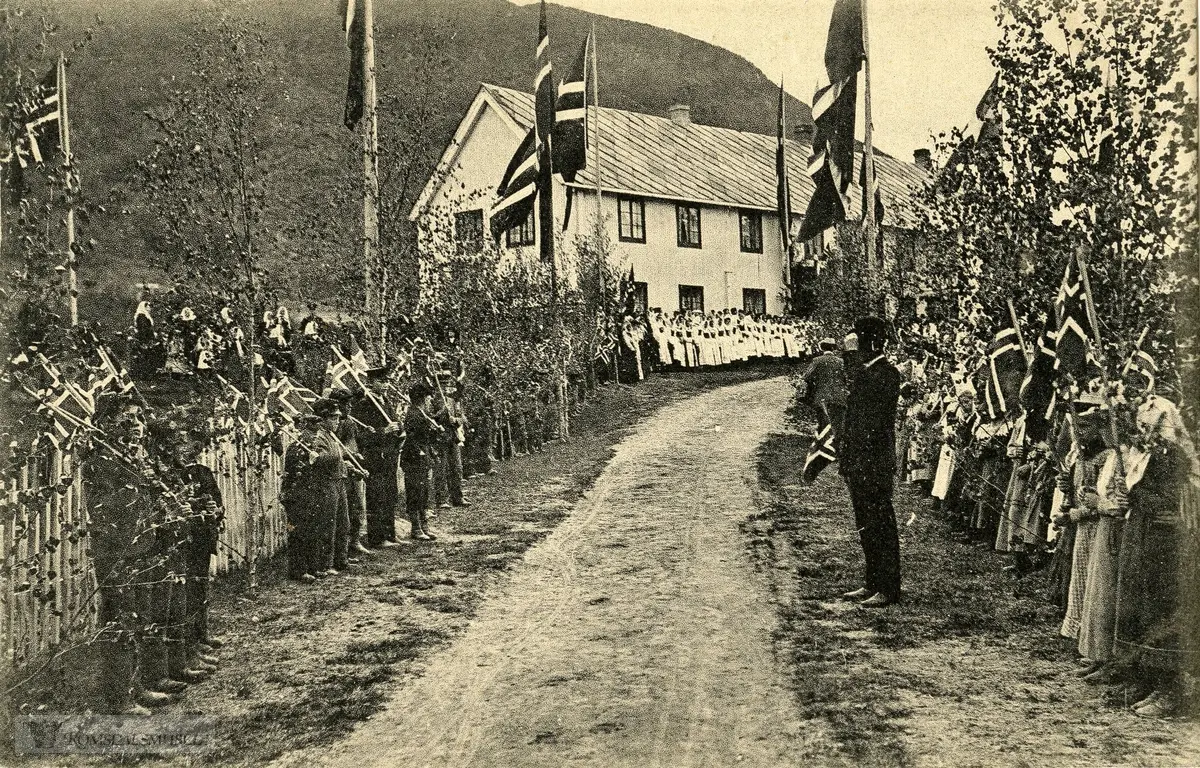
[932,445,956,499]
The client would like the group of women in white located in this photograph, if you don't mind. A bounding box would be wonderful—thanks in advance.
[644,309,820,369]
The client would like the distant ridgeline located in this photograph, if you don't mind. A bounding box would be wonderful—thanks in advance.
[45,0,813,323]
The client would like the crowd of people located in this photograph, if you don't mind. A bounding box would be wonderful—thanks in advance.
[798,312,1199,719]
[640,309,820,370]
[900,353,1196,717]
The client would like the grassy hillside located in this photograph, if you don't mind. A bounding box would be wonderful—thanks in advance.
[35,0,813,325]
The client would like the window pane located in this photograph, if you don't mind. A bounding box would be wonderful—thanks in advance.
[743,288,766,315]
[739,211,762,253]
[618,198,645,242]
[679,284,704,312]
[677,205,701,247]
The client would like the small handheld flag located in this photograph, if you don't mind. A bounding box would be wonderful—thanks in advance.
[803,423,838,483]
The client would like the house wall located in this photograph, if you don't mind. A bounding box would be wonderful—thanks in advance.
[566,192,788,315]
[417,99,789,315]
[423,102,522,235]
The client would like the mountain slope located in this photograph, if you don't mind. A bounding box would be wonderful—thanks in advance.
[38,0,814,320]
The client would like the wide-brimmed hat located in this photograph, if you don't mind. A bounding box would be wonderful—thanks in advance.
[313,398,342,418]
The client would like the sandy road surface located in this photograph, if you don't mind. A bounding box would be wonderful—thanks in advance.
[275,376,806,768]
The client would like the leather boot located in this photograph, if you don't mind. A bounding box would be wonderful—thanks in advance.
[137,689,176,708]
[151,678,188,694]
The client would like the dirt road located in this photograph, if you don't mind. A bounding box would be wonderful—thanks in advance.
[275,376,804,768]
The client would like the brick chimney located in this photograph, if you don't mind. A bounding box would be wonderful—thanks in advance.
[913,148,932,171]
[794,124,814,142]
[668,104,691,127]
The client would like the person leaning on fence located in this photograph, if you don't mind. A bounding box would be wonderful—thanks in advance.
[401,381,444,541]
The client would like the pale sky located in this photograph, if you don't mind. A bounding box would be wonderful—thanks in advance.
[514,0,1000,158]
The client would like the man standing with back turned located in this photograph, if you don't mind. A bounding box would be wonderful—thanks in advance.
[838,316,903,607]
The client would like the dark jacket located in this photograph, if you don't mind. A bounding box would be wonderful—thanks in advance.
[180,463,223,556]
[839,354,901,480]
[400,405,442,466]
[802,353,847,407]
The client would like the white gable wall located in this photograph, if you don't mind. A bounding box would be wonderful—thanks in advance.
[424,101,523,232]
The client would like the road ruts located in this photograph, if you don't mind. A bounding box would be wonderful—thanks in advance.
[275,376,808,768]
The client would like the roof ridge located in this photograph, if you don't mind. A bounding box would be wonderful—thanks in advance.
[479,81,904,162]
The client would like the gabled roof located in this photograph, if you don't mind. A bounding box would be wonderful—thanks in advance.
[413,83,928,228]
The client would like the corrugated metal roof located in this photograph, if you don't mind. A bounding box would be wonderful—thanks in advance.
[483,83,927,228]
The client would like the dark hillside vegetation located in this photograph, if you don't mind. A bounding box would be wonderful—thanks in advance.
[24,0,812,327]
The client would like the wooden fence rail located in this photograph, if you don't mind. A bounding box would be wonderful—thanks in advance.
[0,437,286,676]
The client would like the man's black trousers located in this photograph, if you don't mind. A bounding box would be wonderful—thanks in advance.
[844,474,901,601]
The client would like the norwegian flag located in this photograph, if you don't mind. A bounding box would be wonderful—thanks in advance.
[348,335,370,373]
[41,378,93,442]
[983,325,1026,420]
[797,0,862,242]
[1054,250,1097,380]
[490,129,540,241]
[12,58,67,168]
[553,32,590,180]
[29,355,92,442]
[776,79,793,256]
[1121,333,1158,392]
[802,422,838,483]
[266,375,318,421]
[323,343,368,395]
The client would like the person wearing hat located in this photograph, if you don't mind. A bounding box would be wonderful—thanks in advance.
[330,388,370,558]
[800,337,848,436]
[282,413,329,583]
[310,397,351,574]
[1053,391,1124,681]
[401,382,444,540]
[357,368,406,548]
[839,316,903,608]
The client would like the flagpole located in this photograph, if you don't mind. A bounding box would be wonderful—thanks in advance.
[362,0,382,350]
[1006,297,1030,364]
[60,54,78,327]
[1075,245,1128,482]
[591,23,603,296]
[860,0,878,308]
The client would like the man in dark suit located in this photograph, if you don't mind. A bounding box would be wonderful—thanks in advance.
[801,337,848,435]
[838,316,903,607]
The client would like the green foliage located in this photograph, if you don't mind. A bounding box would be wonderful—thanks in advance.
[913,0,1198,397]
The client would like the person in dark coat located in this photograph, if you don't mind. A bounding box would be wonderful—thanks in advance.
[401,381,444,541]
[801,337,848,435]
[356,371,405,548]
[281,413,338,583]
[83,396,169,714]
[838,316,903,607]
[169,427,224,657]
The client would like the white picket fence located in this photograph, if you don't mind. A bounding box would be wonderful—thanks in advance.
[0,437,287,675]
